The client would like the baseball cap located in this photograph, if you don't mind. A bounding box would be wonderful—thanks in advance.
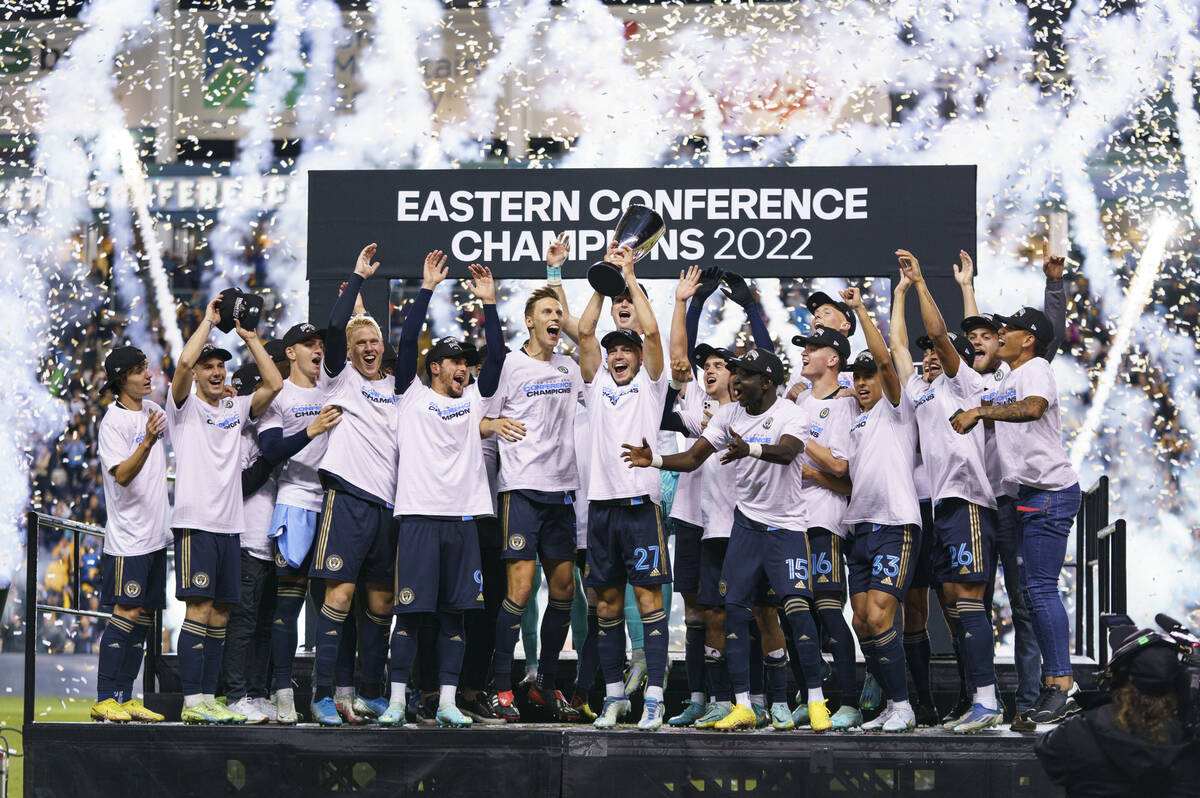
[792,327,851,365]
[994,307,1053,344]
[282,323,324,349]
[614,282,649,302]
[101,345,147,394]
[960,314,1000,335]
[806,291,857,335]
[216,287,264,334]
[726,347,788,386]
[264,339,288,363]
[601,329,643,351]
[849,350,878,374]
[692,343,734,369]
[915,332,976,365]
[231,362,261,396]
[197,344,232,365]
[425,337,480,368]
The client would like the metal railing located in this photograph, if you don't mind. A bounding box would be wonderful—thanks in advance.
[22,510,163,725]
[1073,477,1128,664]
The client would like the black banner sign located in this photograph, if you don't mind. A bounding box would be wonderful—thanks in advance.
[307,165,975,280]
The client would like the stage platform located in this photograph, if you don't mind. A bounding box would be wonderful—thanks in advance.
[25,721,1063,797]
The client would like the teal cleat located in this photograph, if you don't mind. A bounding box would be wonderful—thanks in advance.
[791,702,809,727]
[436,704,474,728]
[668,700,707,727]
[752,703,769,729]
[859,673,884,714]
[694,701,732,729]
[377,704,406,727]
[830,705,863,731]
[310,697,343,726]
[769,702,794,730]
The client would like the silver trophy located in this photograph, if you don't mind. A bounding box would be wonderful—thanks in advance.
[588,204,666,297]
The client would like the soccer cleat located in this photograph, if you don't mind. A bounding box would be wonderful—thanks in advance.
[882,705,916,733]
[791,702,809,727]
[493,690,522,722]
[830,705,863,731]
[335,696,368,725]
[694,701,732,729]
[214,699,247,724]
[769,702,794,730]
[860,706,892,732]
[180,700,224,725]
[637,697,665,730]
[593,696,632,729]
[623,658,649,697]
[458,692,505,725]
[1022,685,1080,725]
[752,703,769,728]
[121,699,163,722]
[859,673,884,713]
[378,703,406,727]
[310,696,343,726]
[229,696,269,725]
[668,700,707,727]
[913,702,940,727]
[942,696,974,728]
[250,697,277,723]
[570,692,597,722]
[713,703,756,731]
[274,689,298,725]
[808,699,833,732]
[91,698,132,723]
[354,695,389,721]
[527,685,583,722]
[950,703,1003,734]
[436,704,474,728]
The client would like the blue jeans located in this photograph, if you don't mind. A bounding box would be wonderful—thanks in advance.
[1015,483,1081,679]
[989,497,1042,710]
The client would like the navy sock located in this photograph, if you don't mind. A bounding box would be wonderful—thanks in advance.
[117,615,151,702]
[816,597,857,703]
[597,615,626,688]
[724,604,753,696]
[416,615,439,692]
[359,609,391,697]
[271,584,306,692]
[903,628,935,706]
[177,619,207,696]
[684,622,706,696]
[437,611,467,689]
[763,650,789,704]
[575,607,600,694]
[859,636,877,698]
[783,596,823,690]
[389,614,420,683]
[335,604,359,689]
[202,624,226,696]
[491,598,525,692]
[870,629,909,703]
[641,608,669,693]
[313,603,348,699]
[704,648,730,702]
[783,624,807,700]
[536,598,573,694]
[747,618,764,697]
[944,604,972,697]
[97,615,134,701]
[957,598,996,688]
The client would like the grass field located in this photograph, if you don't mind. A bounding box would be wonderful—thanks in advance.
[0,695,94,798]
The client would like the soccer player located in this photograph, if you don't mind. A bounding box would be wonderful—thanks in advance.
[169,298,282,724]
[785,291,857,401]
[307,243,399,726]
[838,286,922,733]
[891,250,1003,733]
[93,346,170,723]
[376,258,507,727]
[789,326,861,730]
[951,304,1081,727]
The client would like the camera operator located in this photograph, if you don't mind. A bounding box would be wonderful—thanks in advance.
[1035,627,1200,797]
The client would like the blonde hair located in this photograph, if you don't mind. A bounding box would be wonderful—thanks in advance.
[345,314,382,345]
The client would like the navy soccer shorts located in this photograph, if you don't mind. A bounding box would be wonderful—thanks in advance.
[393,516,485,615]
[308,488,397,585]
[696,537,729,607]
[807,527,847,595]
[100,548,167,609]
[910,499,936,590]
[847,522,920,600]
[500,491,577,563]
[174,529,241,604]
[672,520,703,596]
[719,508,813,609]
[584,498,672,588]
[931,498,998,585]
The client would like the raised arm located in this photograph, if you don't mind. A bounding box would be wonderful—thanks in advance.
[171,297,221,407]
[721,271,773,350]
[325,244,380,379]
[844,286,901,405]
[898,248,963,378]
[890,266,916,382]
[1041,241,1066,363]
[239,320,284,419]
[396,250,448,393]
[671,266,701,372]
[545,233,581,343]
[954,249,978,319]
[577,290,605,383]
[467,264,506,398]
[610,245,662,379]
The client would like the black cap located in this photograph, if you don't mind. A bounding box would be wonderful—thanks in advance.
[216,288,264,334]
[614,282,649,302]
[264,339,288,363]
[1109,628,1181,696]
[994,307,1054,344]
[282,322,324,349]
[806,291,857,335]
[792,327,850,365]
[916,333,976,368]
[197,344,232,365]
[849,350,878,374]
[960,314,1000,335]
[101,346,147,394]
[726,347,787,385]
[231,362,261,396]
[692,343,734,369]
[425,337,480,369]
[601,329,643,351]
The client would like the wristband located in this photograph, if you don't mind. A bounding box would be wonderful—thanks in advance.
[547,265,562,285]
[650,454,663,469]
[748,443,763,459]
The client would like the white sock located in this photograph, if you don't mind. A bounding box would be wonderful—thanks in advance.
[439,684,457,708]
[974,684,999,710]
[389,682,406,709]
[276,687,293,698]
[750,693,765,707]
[807,686,825,704]
[892,699,913,714]
[646,685,664,703]
[184,694,204,708]
[766,648,787,659]
[203,694,215,703]
[735,691,752,709]
[334,685,354,701]
[605,682,625,699]
[690,691,705,705]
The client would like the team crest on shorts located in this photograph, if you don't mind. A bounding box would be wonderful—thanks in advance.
[275,551,286,567]
[326,555,344,572]
[718,579,727,596]
[123,580,142,598]
[508,534,526,551]
[399,588,415,605]
[819,408,830,419]
[192,572,210,589]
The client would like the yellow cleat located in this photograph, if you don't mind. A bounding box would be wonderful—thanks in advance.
[122,699,165,722]
[713,703,757,731]
[91,698,132,723]
[808,699,832,732]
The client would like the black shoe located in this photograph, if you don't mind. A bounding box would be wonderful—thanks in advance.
[492,690,522,722]
[527,684,583,723]
[942,695,972,726]
[417,693,439,725]
[458,692,505,725]
[913,703,940,727]
[1022,685,1080,725]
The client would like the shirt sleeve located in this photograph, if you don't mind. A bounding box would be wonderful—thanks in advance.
[258,396,283,432]
[1017,358,1056,403]
[676,384,706,437]
[778,405,810,448]
[236,395,256,426]
[98,415,134,474]
[945,363,984,402]
[700,404,733,450]
[825,402,852,460]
